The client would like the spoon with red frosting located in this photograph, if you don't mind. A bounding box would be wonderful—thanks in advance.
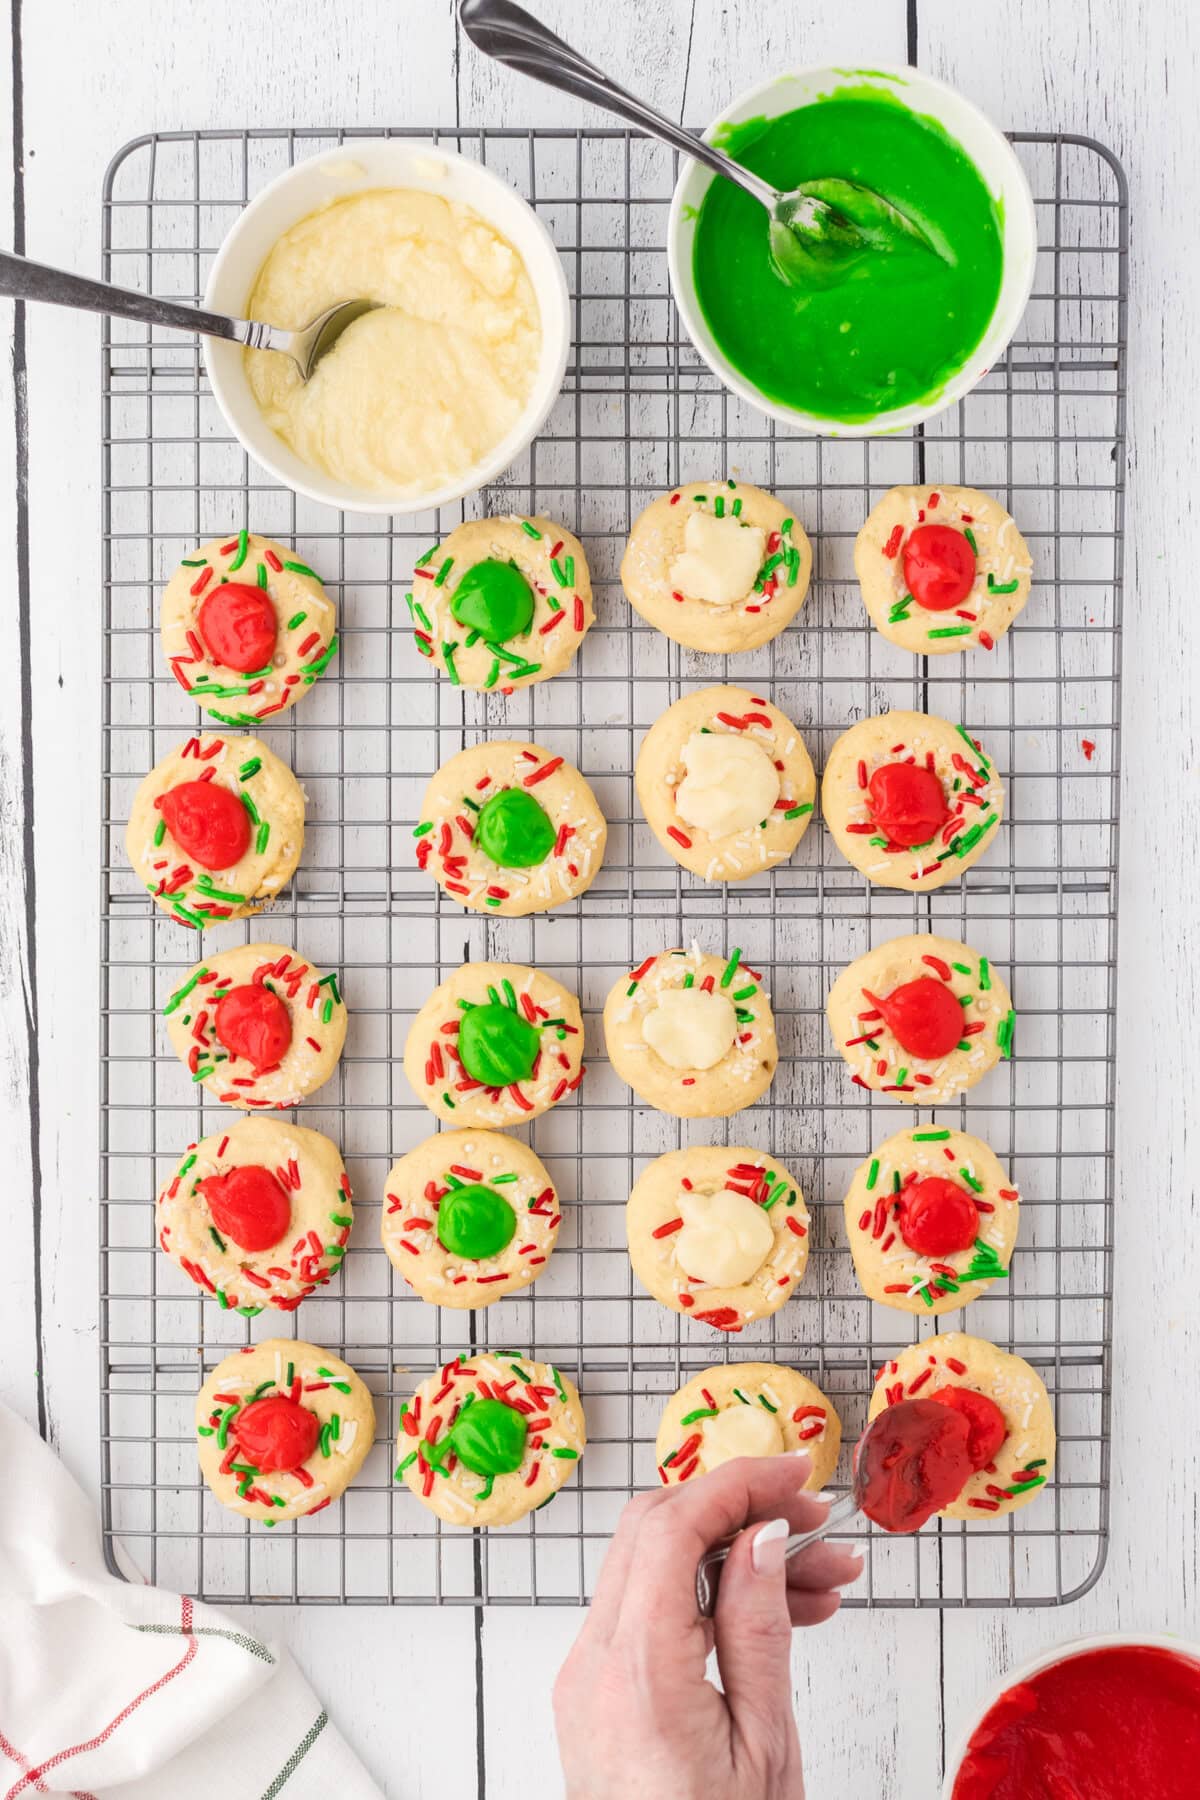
[695,1397,978,1616]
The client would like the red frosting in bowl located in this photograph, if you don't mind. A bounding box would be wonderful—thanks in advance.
[951,1645,1200,1799]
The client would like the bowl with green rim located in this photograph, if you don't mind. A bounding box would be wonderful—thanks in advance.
[666,65,1037,437]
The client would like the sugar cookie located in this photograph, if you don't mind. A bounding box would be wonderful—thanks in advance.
[855,484,1033,656]
[196,1338,374,1523]
[622,479,811,652]
[868,1332,1053,1518]
[635,686,816,882]
[415,741,606,915]
[843,1126,1020,1315]
[404,961,584,1127]
[382,1129,560,1308]
[627,1146,808,1332]
[822,711,1003,890]
[603,946,777,1119]
[126,733,304,927]
[407,514,593,690]
[395,1351,585,1527]
[163,942,347,1109]
[158,1118,352,1313]
[162,532,337,725]
[827,934,1014,1103]
[655,1362,839,1491]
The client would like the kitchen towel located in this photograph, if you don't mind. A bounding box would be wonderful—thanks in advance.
[0,1401,382,1798]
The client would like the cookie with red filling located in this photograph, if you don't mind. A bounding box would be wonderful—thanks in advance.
[158,1118,352,1313]
[822,710,1003,891]
[843,1125,1020,1314]
[826,933,1015,1104]
[163,941,347,1109]
[125,733,304,927]
[162,532,337,725]
[868,1333,1054,1520]
[196,1339,373,1523]
[854,485,1033,656]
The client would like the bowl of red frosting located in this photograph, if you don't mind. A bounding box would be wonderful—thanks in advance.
[942,1633,1200,1800]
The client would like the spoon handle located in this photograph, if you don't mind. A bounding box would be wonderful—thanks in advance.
[0,249,287,350]
[458,0,777,207]
[695,1491,862,1619]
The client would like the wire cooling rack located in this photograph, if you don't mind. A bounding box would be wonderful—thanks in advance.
[98,126,1125,1607]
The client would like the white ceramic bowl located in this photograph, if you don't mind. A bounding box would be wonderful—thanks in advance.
[667,65,1037,437]
[203,139,570,516]
[940,1631,1200,1798]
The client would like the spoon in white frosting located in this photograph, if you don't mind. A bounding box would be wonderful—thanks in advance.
[0,248,376,381]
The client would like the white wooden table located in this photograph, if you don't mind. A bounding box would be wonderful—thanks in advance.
[1,3,1195,1794]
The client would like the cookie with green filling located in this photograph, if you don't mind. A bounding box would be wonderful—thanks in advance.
[382,1128,560,1307]
[415,740,606,916]
[407,513,593,690]
[403,960,584,1128]
[395,1351,585,1527]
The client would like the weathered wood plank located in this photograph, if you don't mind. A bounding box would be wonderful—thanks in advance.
[929,0,1200,1783]
[0,0,44,1440]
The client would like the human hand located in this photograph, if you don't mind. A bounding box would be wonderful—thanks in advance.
[553,1454,862,1800]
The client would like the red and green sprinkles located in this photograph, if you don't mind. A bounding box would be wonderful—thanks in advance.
[395,1354,576,1508]
[171,541,336,724]
[879,1369,1048,1510]
[660,1382,822,1484]
[422,979,582,1115]
[145,738,276,929]
[672,707,813,846]
[415,761,585,906]
[165,1141,350,1312]
[165,950,343,1106]
[385,1157,559,1292]
[664,1157,801,1329]
[907,1239,1008,1309]
[882,507,1020,646]
[847,952,1013,1091]
[197,1365,339,1520]
[856,726,999,874]
[751,522,800,608]
[409,528,592,686]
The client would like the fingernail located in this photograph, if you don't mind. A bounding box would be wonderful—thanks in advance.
[751,1515,789,1576]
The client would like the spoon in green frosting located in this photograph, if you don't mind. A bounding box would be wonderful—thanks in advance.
[459,0,935,287]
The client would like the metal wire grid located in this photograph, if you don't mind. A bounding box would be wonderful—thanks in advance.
[98,125,1125,1608]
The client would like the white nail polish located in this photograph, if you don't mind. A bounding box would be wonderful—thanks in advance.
[751,1515,789,1575]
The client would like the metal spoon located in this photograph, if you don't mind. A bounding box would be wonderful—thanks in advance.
[695,1398,973,1617]
[696,1486,860,1619]
[0,249,377,380]
[458,0,933,285]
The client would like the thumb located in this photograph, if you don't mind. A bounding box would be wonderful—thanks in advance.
[712,1514,799,1747]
